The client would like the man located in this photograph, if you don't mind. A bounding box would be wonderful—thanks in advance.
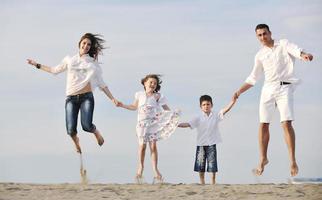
[233,24,313,177]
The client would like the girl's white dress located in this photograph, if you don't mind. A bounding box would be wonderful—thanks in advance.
[135,91,180,144]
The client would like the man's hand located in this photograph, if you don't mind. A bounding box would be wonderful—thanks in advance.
[301,52,313,61]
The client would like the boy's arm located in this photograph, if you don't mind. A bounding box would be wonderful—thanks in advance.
[222,97,237,115]
[178,123,191,128]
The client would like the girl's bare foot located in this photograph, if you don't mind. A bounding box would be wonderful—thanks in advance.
[94,131,104,146]
[252,159,269,176]
[71,135,82,154]
[152,174,163,184]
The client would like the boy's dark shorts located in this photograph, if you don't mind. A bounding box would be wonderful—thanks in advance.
[194,144,218,173]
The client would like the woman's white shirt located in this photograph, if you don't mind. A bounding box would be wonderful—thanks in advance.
[49,54,107,96]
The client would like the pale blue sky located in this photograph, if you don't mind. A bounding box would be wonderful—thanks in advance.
[0,0,321,184]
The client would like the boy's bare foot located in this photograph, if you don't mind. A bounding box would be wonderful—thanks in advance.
[94,132,104,146]
[71,135,82,154]
[252,159,269,176]
[290,162,299,177]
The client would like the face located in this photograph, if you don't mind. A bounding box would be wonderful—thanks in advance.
[79,38,92,56]
[144,78,157,93]
[256,28,272,46]
[200,100,212,114]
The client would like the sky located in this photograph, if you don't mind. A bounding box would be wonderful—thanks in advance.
[0,0,322,184]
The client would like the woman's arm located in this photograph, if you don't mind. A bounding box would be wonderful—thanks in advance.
[27,59,66,74]
[101,86,119,106]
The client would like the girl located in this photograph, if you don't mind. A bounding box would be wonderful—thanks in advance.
[27,33,119,154]
[118,74,180,183]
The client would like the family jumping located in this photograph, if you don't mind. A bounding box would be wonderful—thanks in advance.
[27,24,313,184]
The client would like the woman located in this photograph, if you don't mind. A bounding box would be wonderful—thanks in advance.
[27,33,119,154]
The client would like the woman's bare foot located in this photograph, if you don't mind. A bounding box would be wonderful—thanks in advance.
[71,135,82,154]
[94,131,104,146]
[290,162,299,177]
[252,159,269,176]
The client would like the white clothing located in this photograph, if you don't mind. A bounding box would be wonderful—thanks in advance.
[260,83,294,123]
[246,39,302,86]
[135,91,180,144]
[189,110,224,146]
[49,54,107,96]
[245,39,303,122]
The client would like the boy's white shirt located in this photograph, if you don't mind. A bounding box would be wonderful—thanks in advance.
[189,110,224,146]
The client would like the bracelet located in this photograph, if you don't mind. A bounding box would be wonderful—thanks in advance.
[36,63,41,69]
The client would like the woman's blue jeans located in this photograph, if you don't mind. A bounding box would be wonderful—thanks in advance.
[65,92,96,136]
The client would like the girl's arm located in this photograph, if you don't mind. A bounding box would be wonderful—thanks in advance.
[178,123,191,128]
[119,99,139,111]
[162,104,170,111]
[27,59,66,74]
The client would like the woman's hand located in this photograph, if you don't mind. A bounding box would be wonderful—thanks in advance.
[27,59,37,66]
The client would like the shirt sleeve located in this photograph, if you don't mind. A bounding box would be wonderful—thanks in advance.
[95,64,107,90]
[50,56,68,74]
[188,116,200,129]
[281,39,303,59]
[245,54,263,85]
[157,93,167,105]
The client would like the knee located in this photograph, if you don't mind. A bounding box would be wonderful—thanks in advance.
[281,120,293,130]
[260,123,270,131]
[81,122,96,133]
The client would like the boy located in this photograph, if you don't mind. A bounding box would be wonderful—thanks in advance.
[178,95,235,184]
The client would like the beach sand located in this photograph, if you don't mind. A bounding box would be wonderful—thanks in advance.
[0,183,321,200]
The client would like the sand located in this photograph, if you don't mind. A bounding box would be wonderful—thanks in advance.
[0,183,321,200]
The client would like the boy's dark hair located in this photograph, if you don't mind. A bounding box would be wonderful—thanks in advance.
[141,74,162,93]
[255,24,270,32]
[199,95,213,105]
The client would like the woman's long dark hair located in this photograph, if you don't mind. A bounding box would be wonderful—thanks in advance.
[78,33,105,59]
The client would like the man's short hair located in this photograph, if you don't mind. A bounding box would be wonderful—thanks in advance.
[255,24,270,32]
[200,95,213,105]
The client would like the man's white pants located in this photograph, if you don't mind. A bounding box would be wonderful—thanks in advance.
[259,83,294,123]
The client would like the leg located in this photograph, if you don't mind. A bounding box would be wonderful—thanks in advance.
[199,172,205,185]
[149,141,162,179]
[194,146,206,184]
[281,120,298,176]
[80,93,104,146]
[206,144,218,184]
[253,123,270,176]
[137,143,146,177]
[65,96,81,153]
[210,172,216,185]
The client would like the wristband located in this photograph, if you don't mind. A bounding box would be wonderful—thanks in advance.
[36,63,41,69]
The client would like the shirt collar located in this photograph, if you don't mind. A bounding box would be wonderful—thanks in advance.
[202,111,213,117]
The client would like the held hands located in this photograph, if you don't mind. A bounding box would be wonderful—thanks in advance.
[112,99,122,107]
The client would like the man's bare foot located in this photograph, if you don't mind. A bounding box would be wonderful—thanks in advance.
[71,135,82,154]
[290,162,299,177]
[94,132,104,146]
[252,159,269,176]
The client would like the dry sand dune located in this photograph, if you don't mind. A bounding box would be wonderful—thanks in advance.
[0,182,321,200]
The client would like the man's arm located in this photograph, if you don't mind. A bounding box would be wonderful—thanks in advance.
[233,83,253,100]
[300,52,313,61]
